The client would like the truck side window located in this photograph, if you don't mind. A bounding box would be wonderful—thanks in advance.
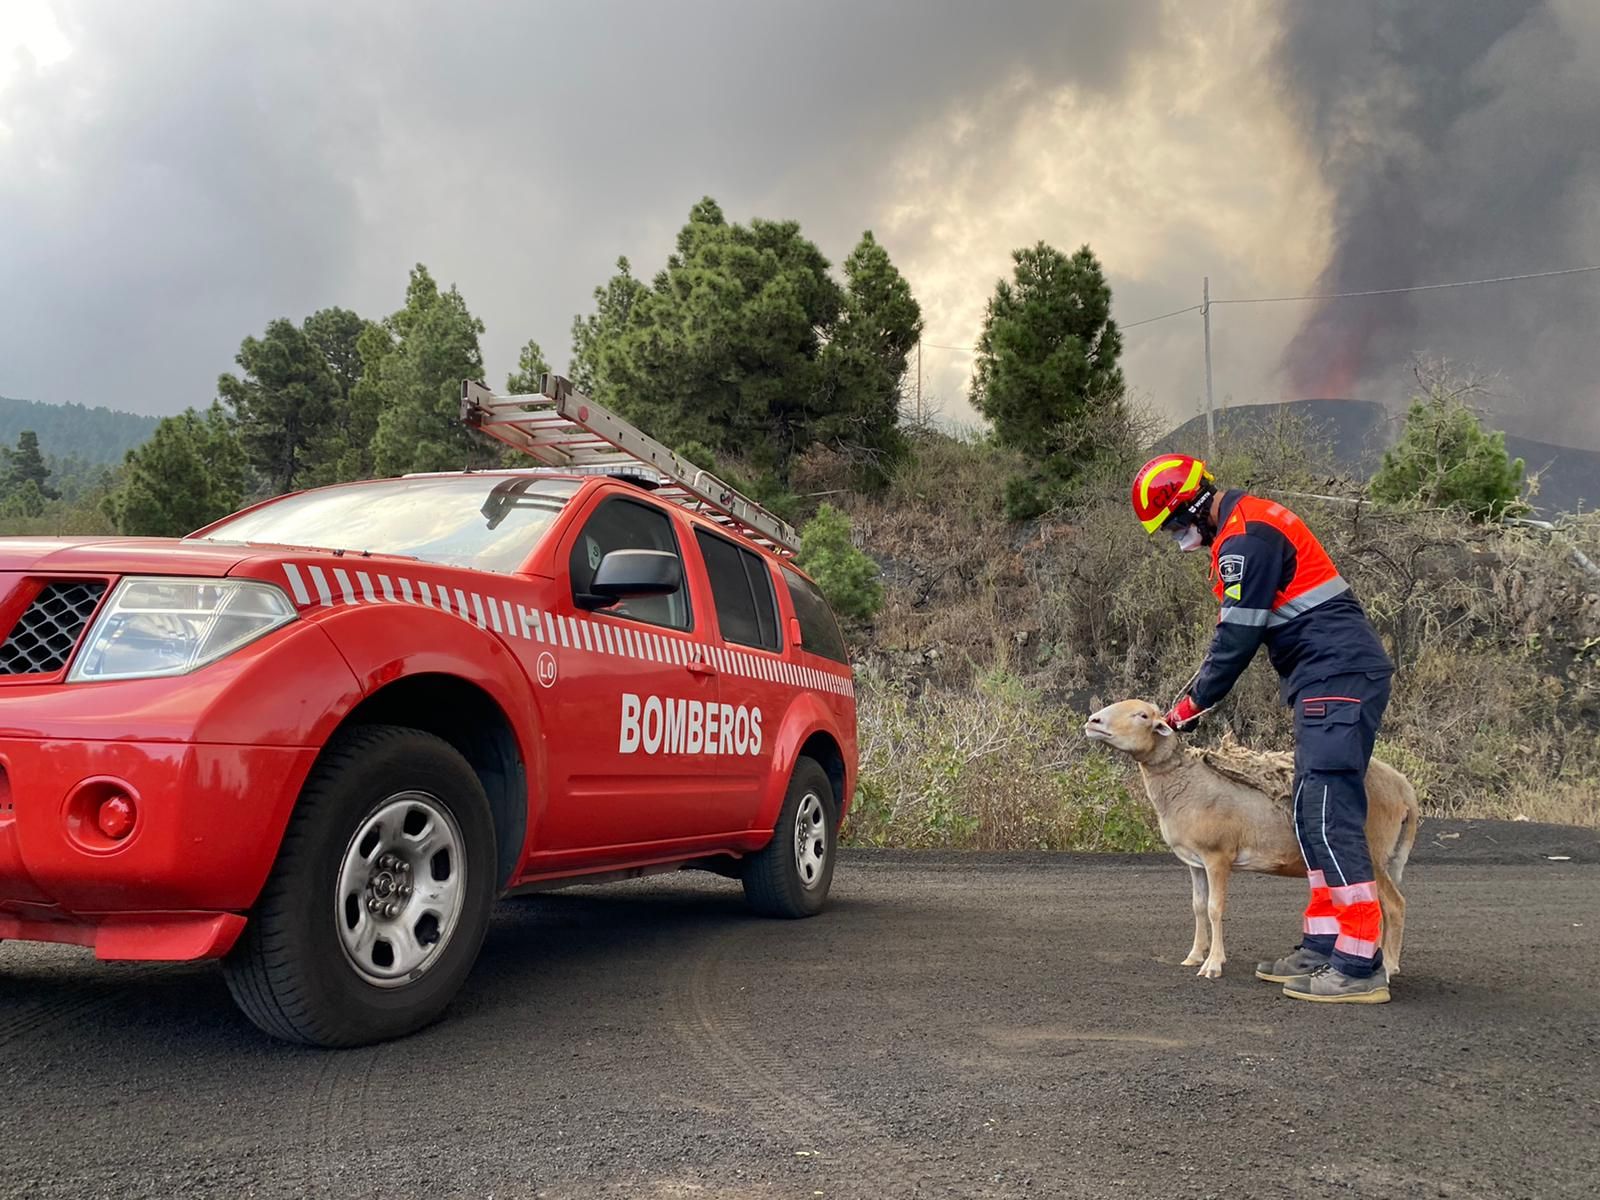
[782,568,848,663]
[569,497,691,631]
[696,530,781,652]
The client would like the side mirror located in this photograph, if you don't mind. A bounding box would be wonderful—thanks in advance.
[580,549,683,609]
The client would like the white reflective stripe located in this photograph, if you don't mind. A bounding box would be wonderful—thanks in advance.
[400,578,416,604]
[456,590,473,621]
[471,594,488,628]
[1335,934,1379,959]
[307,566,335,607]
[331,569,358,604]
[282,564,312,606]
[1219,606,1270,627]
[378,575,397,602]
[1272,575,1350,622]
[1307,869,1327,890]
[1320,784,1347,887]
[1303,916,1341,935]
[1330,880,1379,906]
[356,572,378,602]
[522,608,543,641]
[486,599,503,633]
[503,600,516,635]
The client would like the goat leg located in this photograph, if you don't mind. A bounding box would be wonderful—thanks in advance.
[1181,864,1210,966]
[1198,857,1231,979]
[1376,867,1406,977]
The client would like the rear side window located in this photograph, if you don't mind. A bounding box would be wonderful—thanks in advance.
[782,568,848,663]
[696,530,781,652]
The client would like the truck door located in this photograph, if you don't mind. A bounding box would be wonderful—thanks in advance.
[692,528,784,833]
[534,493,728,853]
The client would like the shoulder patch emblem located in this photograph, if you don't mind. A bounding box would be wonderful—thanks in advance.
[1225,583,1242,601]
[1219,554,1245,584]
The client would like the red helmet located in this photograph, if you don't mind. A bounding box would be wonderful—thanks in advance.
[1131,454,1214,534]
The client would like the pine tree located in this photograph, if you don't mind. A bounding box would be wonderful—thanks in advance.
[569,258,646,396]
[369,265,491,477]
[105,404,246,536]
[575,200,920,484]
[2,431,59,500]
[218,319,340,494]
[971,242,1125,517]
[506,339,551,394]
[300,307,376,486]
[818,231,923,482]
[1370,385,1527,520]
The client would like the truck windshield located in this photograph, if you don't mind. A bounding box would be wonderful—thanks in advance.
[192,476,580,573]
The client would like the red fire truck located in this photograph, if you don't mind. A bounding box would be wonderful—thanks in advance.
[0,377,857,1046]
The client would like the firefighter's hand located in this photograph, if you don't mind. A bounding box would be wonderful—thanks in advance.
[1164,695,1205,733]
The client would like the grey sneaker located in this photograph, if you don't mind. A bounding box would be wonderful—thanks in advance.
[1282,964,1391,1004]
[1254,946,1331,983]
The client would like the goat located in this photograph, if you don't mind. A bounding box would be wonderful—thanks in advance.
[1083,699,1420,980]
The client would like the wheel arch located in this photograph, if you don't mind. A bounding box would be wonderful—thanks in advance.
[755,696,855,837]
[329,673,530,890]
[798,730,847,825]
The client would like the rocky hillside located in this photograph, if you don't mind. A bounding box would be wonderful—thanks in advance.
[813,430,1600,849]
[1162,398,1600,516]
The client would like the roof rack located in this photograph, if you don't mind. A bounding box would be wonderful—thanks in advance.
[461,374,799,556]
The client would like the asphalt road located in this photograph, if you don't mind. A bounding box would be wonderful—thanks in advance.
[2,820,1597,1199]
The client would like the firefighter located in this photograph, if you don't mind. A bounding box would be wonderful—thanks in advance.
[1132,455,1397,1004]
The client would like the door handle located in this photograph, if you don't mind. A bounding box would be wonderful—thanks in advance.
[686,659,717,678]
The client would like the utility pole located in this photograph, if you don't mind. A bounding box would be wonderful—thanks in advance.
[916,338,923,425]
[1202,276,1215,459]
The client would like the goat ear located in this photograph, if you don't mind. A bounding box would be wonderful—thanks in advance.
[1154,719,1174,737]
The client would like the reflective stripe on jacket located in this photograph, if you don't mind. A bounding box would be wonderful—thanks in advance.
[1190,491,1393,709]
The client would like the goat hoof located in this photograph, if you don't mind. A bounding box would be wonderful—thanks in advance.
[1181,954,1205,966]
[1197,963,1224,979]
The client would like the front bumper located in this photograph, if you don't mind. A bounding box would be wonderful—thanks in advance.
[0,738,317,960]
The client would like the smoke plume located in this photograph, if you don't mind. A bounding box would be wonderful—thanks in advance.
[1274,0,1600,446]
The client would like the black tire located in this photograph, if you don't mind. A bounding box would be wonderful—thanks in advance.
[223,725,497,1047]
[741,757,837,918]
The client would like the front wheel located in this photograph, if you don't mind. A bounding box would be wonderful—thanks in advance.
[742,757,838,918]
[223,725,497,1047]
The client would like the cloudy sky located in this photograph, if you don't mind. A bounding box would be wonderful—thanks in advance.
[3,0,1598,447]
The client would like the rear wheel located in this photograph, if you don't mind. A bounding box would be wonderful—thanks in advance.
[742,757,837,918]
[223,725,497,1047]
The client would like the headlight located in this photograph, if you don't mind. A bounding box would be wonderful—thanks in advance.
[68,577,297,682]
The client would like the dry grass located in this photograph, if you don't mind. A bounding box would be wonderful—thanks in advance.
[841,429,1600,845]
[847,667,1159,852]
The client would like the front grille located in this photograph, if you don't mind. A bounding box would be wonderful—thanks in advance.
[0,581,108,675]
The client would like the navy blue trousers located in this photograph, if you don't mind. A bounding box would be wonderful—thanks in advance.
[1290,672,1392,978]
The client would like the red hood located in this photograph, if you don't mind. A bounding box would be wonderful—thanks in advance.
[0,537,259,577]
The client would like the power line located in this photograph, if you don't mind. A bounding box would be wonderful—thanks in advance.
[1120,263,1600,330]
[1122,303,1203,329]
[1210,263,1600,306]
[924,261,1600,351]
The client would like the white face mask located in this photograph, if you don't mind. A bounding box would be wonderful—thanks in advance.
[1174,524,1206,553]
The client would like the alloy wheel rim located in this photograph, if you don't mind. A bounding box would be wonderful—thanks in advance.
[793,792,828,890]
[335,791,466,988]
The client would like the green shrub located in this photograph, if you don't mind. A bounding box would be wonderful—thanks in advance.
[1370,384,1527,520]
[796,503,883,622]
